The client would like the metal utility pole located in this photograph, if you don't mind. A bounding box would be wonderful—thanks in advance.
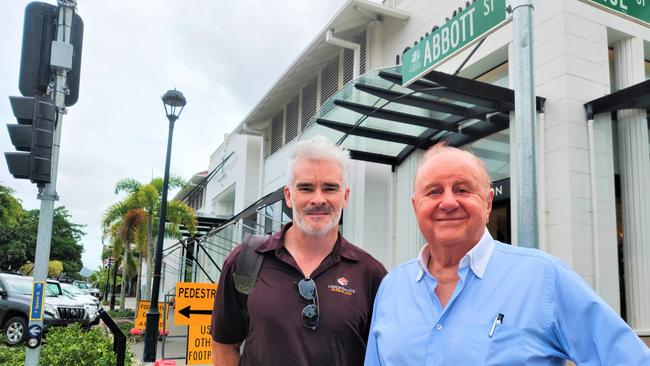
[25,1,76,364]
[511,0,538,249]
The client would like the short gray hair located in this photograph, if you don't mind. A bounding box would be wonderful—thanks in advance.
[286,135,350,187]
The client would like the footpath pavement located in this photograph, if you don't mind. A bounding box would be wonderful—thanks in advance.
[103,297,193,366]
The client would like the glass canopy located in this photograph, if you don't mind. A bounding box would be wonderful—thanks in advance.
[301,65,544,169]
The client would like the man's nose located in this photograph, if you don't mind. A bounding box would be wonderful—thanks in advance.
[439,190,459,210]
[309,189,327,205]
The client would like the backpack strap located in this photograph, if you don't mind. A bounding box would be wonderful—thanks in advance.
[233,234,269,295]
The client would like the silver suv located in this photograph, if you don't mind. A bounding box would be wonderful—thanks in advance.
[0,273,90,345]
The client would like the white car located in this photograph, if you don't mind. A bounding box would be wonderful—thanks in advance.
[60,283,100,326]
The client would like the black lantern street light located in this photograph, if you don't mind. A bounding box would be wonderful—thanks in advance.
[142,89,186,362]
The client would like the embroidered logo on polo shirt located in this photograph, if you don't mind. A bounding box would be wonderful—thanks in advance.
[329,277,355,296]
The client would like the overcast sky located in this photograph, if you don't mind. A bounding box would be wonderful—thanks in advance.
[0,0,350,271]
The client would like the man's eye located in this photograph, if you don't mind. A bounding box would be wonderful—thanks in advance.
[297,187,313,192]
[428,189,442,196]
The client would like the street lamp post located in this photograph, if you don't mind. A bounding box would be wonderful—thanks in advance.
[103,260,111,301]
[142,89,186,362]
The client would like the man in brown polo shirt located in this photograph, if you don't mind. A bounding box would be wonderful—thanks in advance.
[211,135,387,366]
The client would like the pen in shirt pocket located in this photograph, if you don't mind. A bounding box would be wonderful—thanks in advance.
[488,313,504,338]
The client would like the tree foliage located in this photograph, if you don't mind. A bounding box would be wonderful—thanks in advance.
[0,184,85,274]
[103,176,197,300]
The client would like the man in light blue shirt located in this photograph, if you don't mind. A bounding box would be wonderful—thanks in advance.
[364,144,649,365]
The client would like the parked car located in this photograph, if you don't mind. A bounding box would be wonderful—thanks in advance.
[72,280,102,299]
[0,273,90,345]
[60,282,100,326]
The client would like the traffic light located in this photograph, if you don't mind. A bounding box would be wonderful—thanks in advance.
[5,96,56,185]
[18,2,84,107]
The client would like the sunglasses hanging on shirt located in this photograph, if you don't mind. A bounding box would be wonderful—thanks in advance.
[298,277,319,330]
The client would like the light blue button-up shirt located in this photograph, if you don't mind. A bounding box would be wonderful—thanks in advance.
[365,230,650,365]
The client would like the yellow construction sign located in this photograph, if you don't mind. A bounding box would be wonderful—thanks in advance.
[186,324,212,365]
[174,282,217,326]
[133,300,168,332]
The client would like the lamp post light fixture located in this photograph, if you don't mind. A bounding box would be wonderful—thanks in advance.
[142,89,186,362]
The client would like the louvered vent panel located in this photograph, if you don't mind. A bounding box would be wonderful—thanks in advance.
[270,113,283,154]
[301,78,317,129]
[320,59,339,106]
[286,96,299,142]
[343,48,354,84]
[356,30,367,75]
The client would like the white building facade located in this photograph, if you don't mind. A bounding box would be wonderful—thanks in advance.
[178,0,649,334]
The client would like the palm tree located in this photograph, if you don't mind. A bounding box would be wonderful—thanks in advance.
[104,208,146,310]
[103,176,197,301]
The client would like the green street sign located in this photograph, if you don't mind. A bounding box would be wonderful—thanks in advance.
[580,0,650,26]
[401,0,509,86]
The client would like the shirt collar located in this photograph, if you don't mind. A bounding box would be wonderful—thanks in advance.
[256,222,359,261]
[416,228,495,282]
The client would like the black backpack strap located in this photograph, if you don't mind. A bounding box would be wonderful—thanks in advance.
[233,234,269,295]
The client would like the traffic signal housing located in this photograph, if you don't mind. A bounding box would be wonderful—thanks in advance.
[5,96,56,185]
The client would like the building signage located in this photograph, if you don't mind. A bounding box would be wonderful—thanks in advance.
[174,282,217,326]
[492,178,510,203]
[29,282,45,320]
[133,300,168,331]
[580,0,650,26]
[402,0,510,86]
[186,324,212,365]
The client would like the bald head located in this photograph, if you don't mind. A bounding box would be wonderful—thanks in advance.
[414,144,492,197]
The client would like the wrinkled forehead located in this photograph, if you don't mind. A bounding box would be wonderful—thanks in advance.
[415,150,488,190]
[291,158,345,183]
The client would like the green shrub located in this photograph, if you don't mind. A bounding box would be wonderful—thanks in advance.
[0,325,134,366]
[117,320,134,335]
[108,308,135,318]
[101,299,121,306]
[0,337,25,365]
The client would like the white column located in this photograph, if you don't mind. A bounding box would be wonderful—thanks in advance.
[614,37,650,331]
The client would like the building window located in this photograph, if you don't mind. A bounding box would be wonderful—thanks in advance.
[286,96,299,142]
[301,78,318,129]
[270,112,284,154]
[320,58,339,106]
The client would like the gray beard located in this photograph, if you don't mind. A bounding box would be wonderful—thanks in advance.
[292,206,342,237]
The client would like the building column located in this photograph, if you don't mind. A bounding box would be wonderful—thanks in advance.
[614,37,650,331]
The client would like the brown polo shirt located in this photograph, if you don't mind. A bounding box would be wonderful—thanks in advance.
[211,223,387,366]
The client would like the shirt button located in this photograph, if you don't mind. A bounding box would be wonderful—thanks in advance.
[435,324,443,331]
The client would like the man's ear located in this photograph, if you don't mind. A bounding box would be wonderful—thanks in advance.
[341,187,350,209]
[284,186,292,208]
[485,188,494,219]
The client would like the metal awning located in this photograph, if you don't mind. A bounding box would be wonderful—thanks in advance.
[301,65,545,168]
[202,187,286,238]
[584,79,650,117]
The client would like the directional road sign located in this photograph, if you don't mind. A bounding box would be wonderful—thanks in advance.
[29,282,45,320]
[186,324,213,365]
[134,300,168,332]
[174,282,217,326]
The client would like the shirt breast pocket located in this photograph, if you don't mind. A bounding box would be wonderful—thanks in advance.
[455,323,526,366]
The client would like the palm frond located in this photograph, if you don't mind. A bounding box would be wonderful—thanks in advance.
[114,178,142,194]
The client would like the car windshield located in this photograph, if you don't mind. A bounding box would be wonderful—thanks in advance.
[4,277,58,297]
[62,284,85,296]
[75,282,89,289]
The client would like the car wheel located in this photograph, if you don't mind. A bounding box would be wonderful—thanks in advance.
[4,316,27,346]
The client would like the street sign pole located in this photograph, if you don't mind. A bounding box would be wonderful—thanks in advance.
[511,0,539,249]
[24,1,76,365]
